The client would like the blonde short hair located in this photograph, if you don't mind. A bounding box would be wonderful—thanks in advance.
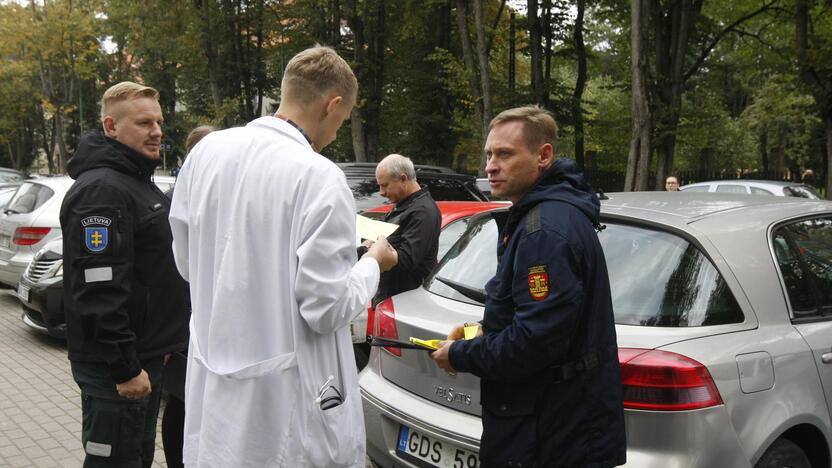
[489,105,558,152]
[280,46,357,108]
[100,81,159,122]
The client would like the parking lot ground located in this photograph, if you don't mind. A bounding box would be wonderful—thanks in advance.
[0,290,167,467]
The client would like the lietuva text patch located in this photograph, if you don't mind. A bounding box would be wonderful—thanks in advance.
[527,265,550,300]
[82,216,111,253]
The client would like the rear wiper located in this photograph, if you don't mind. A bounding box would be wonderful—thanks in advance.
[435,276,486,304]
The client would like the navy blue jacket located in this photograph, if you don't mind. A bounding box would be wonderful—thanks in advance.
[449,160,626,467]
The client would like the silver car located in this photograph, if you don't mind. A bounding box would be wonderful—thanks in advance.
[0,177,74,287]
[680,179,822,199]
[361,192,832,468]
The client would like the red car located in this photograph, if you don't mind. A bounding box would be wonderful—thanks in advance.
[354,201,507,348]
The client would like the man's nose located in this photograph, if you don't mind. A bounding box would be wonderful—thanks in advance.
[485,158,498,175]
[150,123,163,137]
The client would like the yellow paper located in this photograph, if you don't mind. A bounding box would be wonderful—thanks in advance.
[463,324,479,340]
[356,214,399,240]
[409,337,442,350]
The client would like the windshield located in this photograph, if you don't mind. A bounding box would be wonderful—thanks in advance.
[784,185,821,199]
[427,214,744,327]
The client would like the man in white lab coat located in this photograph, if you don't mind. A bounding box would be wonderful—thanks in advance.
[169,46,397,468]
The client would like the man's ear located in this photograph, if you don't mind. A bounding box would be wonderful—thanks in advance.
[102,115,117,137]
[324,95,343,115]
[538,143,554,167]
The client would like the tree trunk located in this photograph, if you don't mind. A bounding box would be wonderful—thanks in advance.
[200,0,224,117]
[54,114,69,172]
[527,0,545,106]
[456,0,485,155]
[571,0,586,169]
[473,0,491,176]
[826,117,832,197]
[759,126,769,173]
[652,0,698,190]
[351,107,367,162]
[625,0,651,192]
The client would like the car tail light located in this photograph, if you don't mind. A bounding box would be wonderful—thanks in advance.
[366,304,376,340]
[619,348,722,411]
[13,227,51,246]
[374,298,400,357]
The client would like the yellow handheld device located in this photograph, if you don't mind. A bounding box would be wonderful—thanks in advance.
[409,337,442,350]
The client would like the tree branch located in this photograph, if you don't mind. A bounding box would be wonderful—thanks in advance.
[683,0,778,83]
[485,0,506,57]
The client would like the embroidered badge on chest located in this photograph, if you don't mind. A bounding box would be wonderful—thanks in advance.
[81,216,111,254]
[527,265,550,301]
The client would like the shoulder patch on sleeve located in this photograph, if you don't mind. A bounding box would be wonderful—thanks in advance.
[82,216,111,253]
[527,264,550,300]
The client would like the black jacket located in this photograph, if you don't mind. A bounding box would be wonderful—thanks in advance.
[373,187,441,306]
[449,160,626,467]
[61,130,189,383]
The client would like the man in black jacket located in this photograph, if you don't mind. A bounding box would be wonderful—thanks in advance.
[61,81,188,468]
[355,154,441,369]
[431,106,626,467]
[371,153,441,306]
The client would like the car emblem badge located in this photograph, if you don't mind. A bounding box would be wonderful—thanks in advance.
[434,385,472,406]
[527,264,549,300]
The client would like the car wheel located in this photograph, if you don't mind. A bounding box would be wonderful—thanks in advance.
[754,438,811,468]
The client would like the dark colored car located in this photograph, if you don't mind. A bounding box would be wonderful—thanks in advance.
[338,162,487,211]
[19,237,64,338]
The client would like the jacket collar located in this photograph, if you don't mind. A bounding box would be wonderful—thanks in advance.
[67,130,160,180]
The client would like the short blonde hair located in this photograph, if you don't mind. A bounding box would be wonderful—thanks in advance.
[489,105,558,152]
[280,46,357,108]
[100,81,159,122]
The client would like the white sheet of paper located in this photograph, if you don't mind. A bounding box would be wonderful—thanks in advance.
[356,214,399,240]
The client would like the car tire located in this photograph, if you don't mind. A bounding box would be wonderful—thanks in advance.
[754,438,811,468]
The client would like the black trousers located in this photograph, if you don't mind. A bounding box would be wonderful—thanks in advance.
[161,394,185,468]
[71,357,164,468]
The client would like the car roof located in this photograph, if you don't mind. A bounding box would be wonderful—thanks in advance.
[364,200,509,228]
[601,191,832,227]
[25,175,74,190]
[681,179,804,189]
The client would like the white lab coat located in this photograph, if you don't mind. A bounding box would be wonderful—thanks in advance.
[169,116,380,468]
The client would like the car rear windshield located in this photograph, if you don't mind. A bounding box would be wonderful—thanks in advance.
[427,215,744,327]
[6,182,54,214]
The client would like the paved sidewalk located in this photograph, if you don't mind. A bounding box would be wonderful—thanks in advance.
[0,290,168,467]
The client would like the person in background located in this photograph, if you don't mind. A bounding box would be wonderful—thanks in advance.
[665,175,680,191]
[169,46,397,467]
[160,124,215,468]
[61,81,189,468]
[430,105,626,467]
[354,154,441,369]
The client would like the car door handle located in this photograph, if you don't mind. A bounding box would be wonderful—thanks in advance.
[822,353,832,364]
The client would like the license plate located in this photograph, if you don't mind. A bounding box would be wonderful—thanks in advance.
[17,284,29,302]
[0,235,9,248]
[397,424,479,468]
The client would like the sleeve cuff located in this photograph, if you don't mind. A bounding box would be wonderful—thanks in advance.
[110,358,142,384]
[449,340,472,373]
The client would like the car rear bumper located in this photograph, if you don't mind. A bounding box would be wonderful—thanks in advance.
[19,275,64,339]
[361,366,751,468]
[361,367,481,467]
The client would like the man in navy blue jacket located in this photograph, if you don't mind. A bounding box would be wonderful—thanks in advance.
[431,105,626,467]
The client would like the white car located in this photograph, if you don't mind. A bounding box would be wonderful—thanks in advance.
[0,177,74,287]
[680,179,822,199]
